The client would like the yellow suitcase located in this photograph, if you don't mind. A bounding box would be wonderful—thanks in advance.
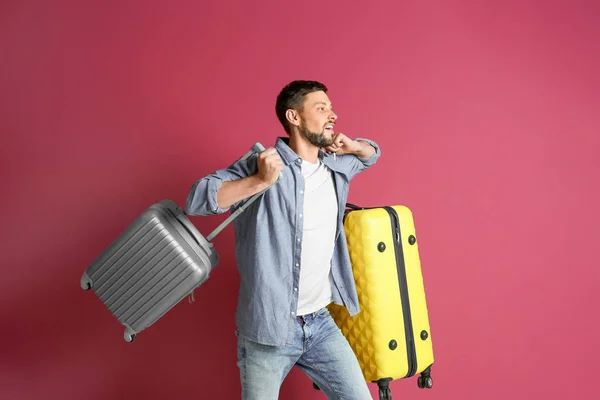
[328,204,434,399]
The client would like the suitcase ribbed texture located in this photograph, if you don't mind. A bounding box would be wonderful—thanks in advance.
[84,204,211,335]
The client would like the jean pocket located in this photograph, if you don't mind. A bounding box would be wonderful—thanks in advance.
[316,307,330,318]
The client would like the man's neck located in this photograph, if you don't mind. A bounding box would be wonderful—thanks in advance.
[288,132,320,163]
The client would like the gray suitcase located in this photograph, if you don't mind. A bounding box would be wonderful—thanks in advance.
[81,142,271,342]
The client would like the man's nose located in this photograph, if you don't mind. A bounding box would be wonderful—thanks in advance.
[329,111,337,121]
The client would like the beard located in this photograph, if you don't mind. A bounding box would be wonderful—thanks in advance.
[300,121,334,148]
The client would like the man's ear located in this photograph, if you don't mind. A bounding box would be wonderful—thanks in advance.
[286,109,300,128]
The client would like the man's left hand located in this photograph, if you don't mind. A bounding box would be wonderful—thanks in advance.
[324,133,360,156]
[324,133,375,158]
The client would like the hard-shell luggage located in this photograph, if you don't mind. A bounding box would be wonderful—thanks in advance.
[81,142,271,342]
[328,204,435,399]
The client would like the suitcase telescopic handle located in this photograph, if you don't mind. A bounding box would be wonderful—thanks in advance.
[205,142,282,242]
[240,142,266,160]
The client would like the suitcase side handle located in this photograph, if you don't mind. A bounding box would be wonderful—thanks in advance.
[205,142,281,242]
[346,203,365,210]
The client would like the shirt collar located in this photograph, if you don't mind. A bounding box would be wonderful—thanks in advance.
[274,137,335,166]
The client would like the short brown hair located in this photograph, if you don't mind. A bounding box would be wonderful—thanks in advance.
[275,80,328,134]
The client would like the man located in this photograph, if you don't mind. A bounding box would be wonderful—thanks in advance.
[185,80,381,399]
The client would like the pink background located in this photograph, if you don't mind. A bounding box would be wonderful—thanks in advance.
[1,0,598,398]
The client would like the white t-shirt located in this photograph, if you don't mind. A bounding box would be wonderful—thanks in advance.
[296,158,338,316]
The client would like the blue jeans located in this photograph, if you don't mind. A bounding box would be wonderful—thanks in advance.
[236,307,372,399]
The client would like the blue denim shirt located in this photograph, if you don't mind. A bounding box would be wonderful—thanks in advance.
[185,136,381,346]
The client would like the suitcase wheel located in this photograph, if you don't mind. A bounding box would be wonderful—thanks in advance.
[376,378,393,400]
[125,333,136,343]
[378,388,391,400]
[417,375,433,389]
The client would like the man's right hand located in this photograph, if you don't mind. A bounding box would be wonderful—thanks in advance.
[214,148,283,210]
[257,148,284,185]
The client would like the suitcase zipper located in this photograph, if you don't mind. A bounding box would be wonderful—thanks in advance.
[383,206,417,378]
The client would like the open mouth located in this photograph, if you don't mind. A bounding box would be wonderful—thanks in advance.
[324,123,335,132]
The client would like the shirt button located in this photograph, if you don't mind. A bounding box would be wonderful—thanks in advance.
[294,287,298,292]
[291,311,295,316]
[299,214,303,218]
[296,263,300,267]
[297,158,302,163]
[297,238,301,242]
[300,190,304,194]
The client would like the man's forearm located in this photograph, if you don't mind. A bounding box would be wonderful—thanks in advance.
[353,140,377,158]
[217,175,269,210]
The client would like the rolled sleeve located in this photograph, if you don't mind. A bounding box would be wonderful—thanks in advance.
[185,175,227,216]
[354,137,381,164]
[185,156,258,216]
[333,137,381,180]
[206,175,230,214]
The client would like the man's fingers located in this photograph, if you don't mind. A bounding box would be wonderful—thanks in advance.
[262,149,282,163]
[333,132,346,144]
[330,135,343,148]
[268,157,283,168]
[266,156,284,169]
[260,148,277,158]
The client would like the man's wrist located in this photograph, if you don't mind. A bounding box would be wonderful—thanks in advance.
[250,174,271,191]
[352,140,375,158]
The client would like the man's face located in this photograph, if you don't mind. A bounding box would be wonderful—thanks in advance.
[297,91,337,148]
